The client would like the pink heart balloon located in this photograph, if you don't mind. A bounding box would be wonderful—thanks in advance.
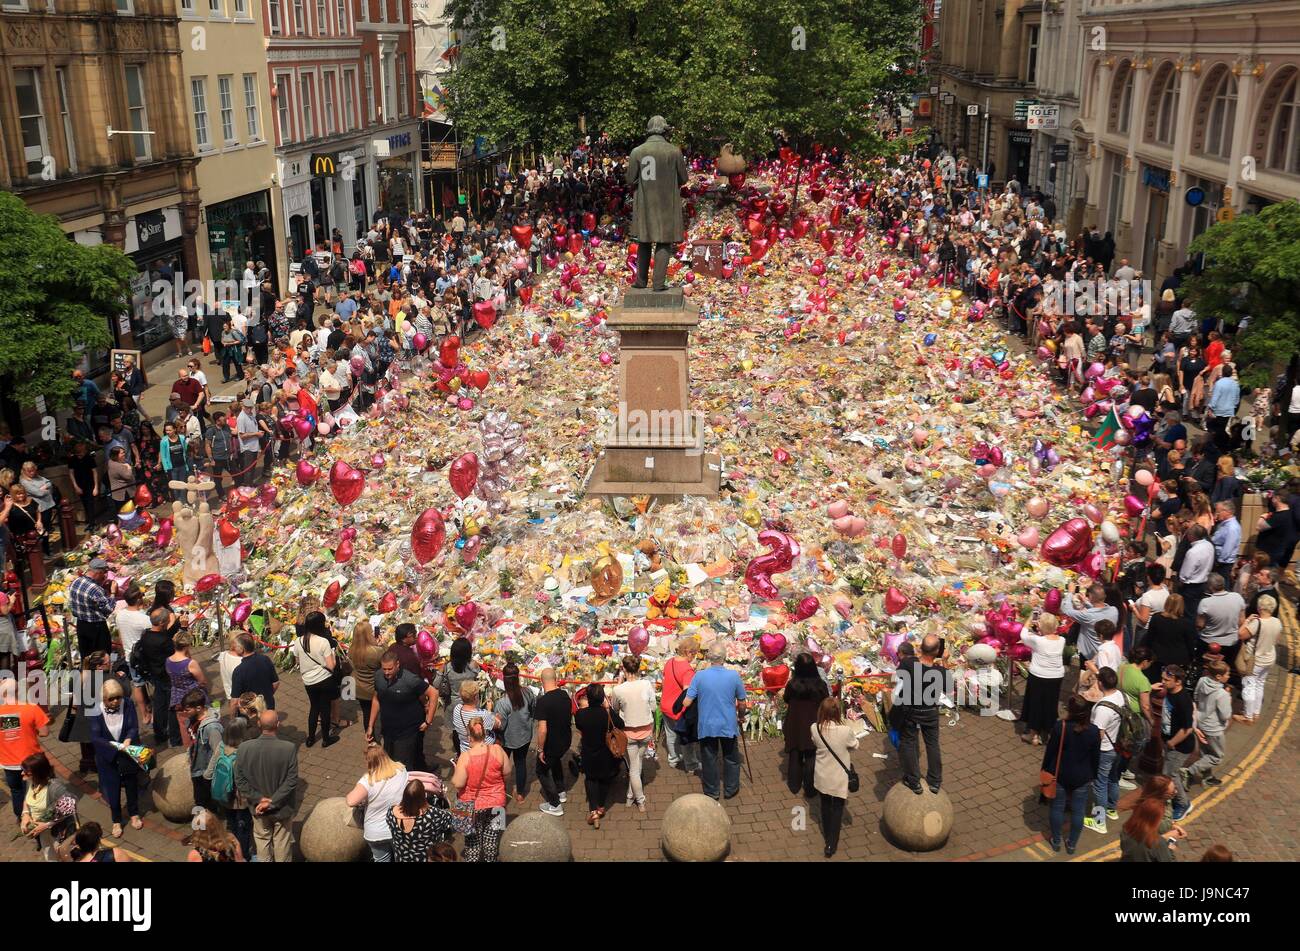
[295,459,320,486]
[454,601,480,631]
[758,632,788,661]
[1017,526,1040,548]
[791,596,820,622]
[329,460,366,506]
[827,500,850,519]
[627,626,650,656]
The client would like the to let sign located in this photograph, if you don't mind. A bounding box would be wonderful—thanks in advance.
[1026,104,1060,130]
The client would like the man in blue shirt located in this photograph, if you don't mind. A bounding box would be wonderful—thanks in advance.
[683,643,747,800]
[1210,500,1241,588]
[1205,363,1240,448]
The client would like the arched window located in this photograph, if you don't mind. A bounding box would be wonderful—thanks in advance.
[1204,68,1238,158]
[1154,67,1179,146]
[1113,65,1135,134]
[1269,72,1300,174]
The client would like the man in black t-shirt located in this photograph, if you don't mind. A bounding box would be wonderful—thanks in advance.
[533,668,572,815]
[230,633,280,710]
[369,651,437,772]
[140,608,178,748]
[893,634,952,795]
[1159,665,1197,820]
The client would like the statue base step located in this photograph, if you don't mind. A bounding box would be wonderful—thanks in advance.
[585,451,721,501]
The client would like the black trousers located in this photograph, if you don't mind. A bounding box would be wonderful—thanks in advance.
[4,767,24,820]
[150,675,178,746]
[192,775,213,812]
[304,681,335,742]
[383,730,421,772]
[76,619,111,659]
[537,749,566,807]
[788,749,815,796]
[584,775,615,812]
[898,715,943,790]
[820,793,846,852]
[505,744,529,797]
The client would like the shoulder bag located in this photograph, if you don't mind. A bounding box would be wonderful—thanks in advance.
[816,723,859,794]
[605,709,628,759]
[1235,619,1259,677]
[667,660,699,741]
[1039,723,1066,799]
[448,746,494,835]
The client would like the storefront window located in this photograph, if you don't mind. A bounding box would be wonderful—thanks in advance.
[309,177,330,251]
[130,242,185,355]
[379,157,413,221]
[206,191,276,286]
[353,164,368,243]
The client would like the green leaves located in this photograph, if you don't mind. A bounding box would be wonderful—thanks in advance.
[1184,202,1300,389]
[0,192,132,409]
[444,0,922,156]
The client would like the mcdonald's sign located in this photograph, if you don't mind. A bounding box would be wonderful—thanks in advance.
[311,153,338,176]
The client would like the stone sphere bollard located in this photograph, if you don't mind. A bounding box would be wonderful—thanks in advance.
[500,812,572,862]
[882,783,954,851]
[661,793,731,862]
[300,797,368,862]
[149,753,196,823]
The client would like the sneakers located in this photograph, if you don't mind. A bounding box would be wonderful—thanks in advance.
[1083,817,1108,835]
[1204,776,1222,787]
[1049,838,1062,853]
[1178,767,1192,789]
[1118,777,1137,790]
[558,791,567,804]
[1106,809,1119,821]
[1171,801,1194,821]
[539,802,564,817]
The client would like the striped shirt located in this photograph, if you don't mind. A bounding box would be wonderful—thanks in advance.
[451,704,497,748]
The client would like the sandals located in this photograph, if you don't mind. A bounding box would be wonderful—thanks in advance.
[130,816,143,831]
[587,810,601,829]
[111,824,123,838]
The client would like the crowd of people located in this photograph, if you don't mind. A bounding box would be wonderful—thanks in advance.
[1,136,1294,865]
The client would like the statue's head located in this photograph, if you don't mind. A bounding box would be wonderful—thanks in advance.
[646,115,669,135]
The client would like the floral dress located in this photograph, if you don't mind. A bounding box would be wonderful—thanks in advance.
[385,805,456,863]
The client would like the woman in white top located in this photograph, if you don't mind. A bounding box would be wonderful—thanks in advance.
[810,697,859,858]
[345,745,409,862]
[217,632,244,707]
[1019,613,1067,745]
[291,611,338,748]
[610,655,657,812]
[1236,594,1283,724]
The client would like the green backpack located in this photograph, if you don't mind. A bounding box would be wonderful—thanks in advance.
[211,748,237,806]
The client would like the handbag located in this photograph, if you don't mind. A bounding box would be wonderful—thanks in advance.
[667,660,699,741]
[1039,723,1067,800]
[58,707,77,744]
[605,709,628,759]
[449,746,493,835]
[202,336,212,354]
[1235,619,1259,677]
[817,723,859,794]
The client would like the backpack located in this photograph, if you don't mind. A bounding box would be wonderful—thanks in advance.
[210,747,236,806]
[1096,698,1150,758]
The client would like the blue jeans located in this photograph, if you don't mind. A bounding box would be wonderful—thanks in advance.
[1050,784,1089,848]
[367,839,392,863]
[1092,748,1121,818]
[698,736,741,799]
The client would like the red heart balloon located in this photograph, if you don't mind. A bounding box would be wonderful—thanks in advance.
[1040,518,1094,568]
[511,224,533,247]
[217,519,240,547]
[295,459,320,486]
[884,587,909,615]
[411,507,446,565]
[196,573,225,594]
[439,339,460,368]
[449,452,479,500]
[323,580,341,608]
[377,591,398,614]
[819,231,835,254]
[133,484,153,509]
[334,538,354,563]
[329,460,365,507]
[749,238,769,261]
[791,596,820,622]
[473,300,497,329]
[761,664,791,690]
[567,233,582,255]
[518,285,533,306]
[469,369,490,390]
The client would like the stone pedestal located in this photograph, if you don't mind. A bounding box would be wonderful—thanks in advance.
[661,793,731,861]
[585,288,721,500]
[149,753,196,823]
[300,797,368,862]
[500,812,572,862]
[881,783,953,852]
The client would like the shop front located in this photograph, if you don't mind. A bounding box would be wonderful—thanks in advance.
[124,206,188,360]
[1139,164,1171,277]
[205,191,279,291]
[281,171,313,267]
[375,127,422,223]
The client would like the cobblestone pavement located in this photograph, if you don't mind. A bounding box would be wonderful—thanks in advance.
[3,597,1295,862]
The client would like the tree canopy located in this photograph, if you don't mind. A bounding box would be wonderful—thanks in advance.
[1183,201,1300,388]
[0,192,133,410]
[443,0,923,157]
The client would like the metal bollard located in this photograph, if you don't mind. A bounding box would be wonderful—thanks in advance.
[59,498,79,551]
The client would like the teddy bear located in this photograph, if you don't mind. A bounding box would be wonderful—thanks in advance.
[645,579,679,620]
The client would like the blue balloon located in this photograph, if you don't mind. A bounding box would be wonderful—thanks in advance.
[923,333,937,346]
[305,414,316,426]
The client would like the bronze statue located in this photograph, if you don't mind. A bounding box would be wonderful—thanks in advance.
[626,116,688,291]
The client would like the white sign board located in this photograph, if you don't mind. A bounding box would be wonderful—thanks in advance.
[967,104,980,116]
[1026,104,1061,130]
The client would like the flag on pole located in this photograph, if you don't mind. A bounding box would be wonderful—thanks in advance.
[440,41,460,62]
[1092,406,1122,450]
